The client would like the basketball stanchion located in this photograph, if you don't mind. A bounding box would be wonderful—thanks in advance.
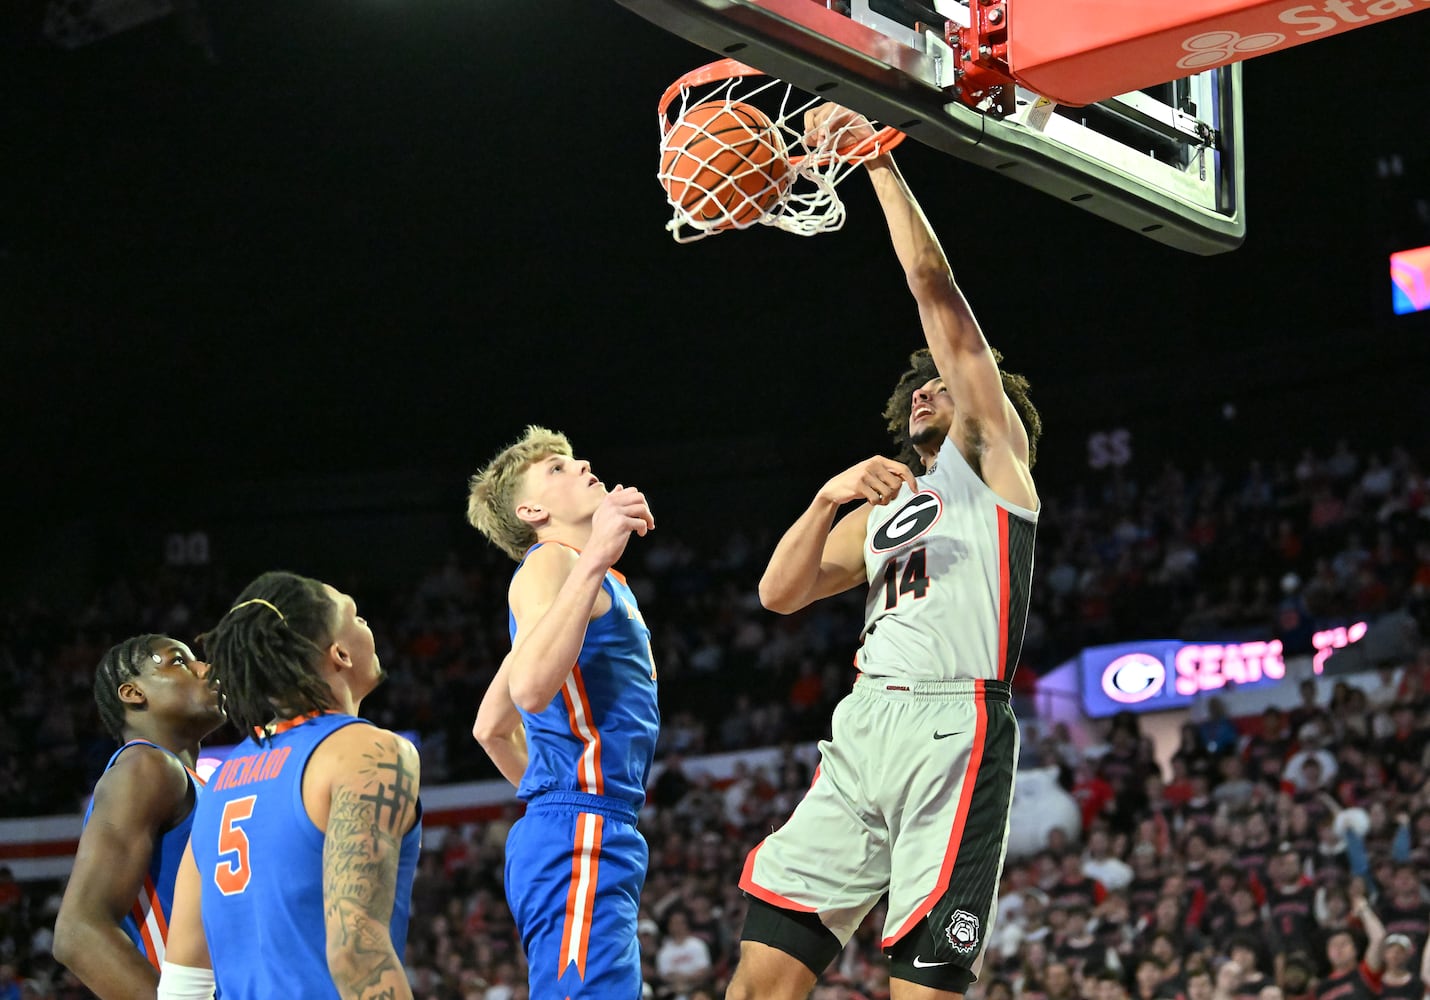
[656,58,906,243]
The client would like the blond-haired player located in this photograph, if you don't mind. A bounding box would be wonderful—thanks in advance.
[467,426,659,999]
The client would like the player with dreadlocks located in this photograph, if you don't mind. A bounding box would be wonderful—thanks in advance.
[155,571,422,1000]
[728,104,1041,1000]
[53,634,225,999]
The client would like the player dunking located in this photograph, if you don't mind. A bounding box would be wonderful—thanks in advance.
[728,104,1042,1000]
[53,635,225,999]
[157,572,422,1000]
[468,426,659,999]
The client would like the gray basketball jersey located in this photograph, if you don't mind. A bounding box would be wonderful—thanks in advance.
[859,436,1038,682]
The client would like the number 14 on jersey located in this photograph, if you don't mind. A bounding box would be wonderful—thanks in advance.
[881,548,930,610]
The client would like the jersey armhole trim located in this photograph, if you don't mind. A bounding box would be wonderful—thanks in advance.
[937,436,1040,521]
[295,716,375,846]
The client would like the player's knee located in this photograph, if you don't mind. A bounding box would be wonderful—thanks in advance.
[726,963,811,1000]
[728,938,822,1000]
[725,971,757,1000]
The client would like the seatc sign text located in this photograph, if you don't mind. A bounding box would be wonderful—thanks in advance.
[1082,638,1287,717]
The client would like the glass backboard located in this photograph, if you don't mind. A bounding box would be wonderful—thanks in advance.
[615,0,1246,254]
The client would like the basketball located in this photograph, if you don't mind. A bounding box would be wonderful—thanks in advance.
[659,100,790,229]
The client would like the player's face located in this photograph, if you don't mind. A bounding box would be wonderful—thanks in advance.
[909,377,955,448]
[132,638,225,732]
[520,453,605,527]
[325,586,382,696]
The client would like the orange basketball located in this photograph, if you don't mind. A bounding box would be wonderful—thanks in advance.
[660,101,790,229]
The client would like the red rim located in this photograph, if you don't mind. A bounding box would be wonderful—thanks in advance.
[658,58,764,118]
[659,57,907,165]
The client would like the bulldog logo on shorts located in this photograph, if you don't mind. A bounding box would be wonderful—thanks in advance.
[945,909,979,954]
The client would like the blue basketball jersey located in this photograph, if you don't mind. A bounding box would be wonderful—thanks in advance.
[191,713,421,1000]
[81,740,204,972]
[510,542,661,810]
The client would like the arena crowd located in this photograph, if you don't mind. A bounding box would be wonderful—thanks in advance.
[0,439,1426,999]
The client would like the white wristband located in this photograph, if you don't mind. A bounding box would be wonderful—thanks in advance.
[157,961,216,1000]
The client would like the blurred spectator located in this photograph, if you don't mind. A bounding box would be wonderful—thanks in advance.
[655,909,713,998]
[1083,830,1133,892]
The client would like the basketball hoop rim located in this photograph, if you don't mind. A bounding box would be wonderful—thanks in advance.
[659,57,907,167]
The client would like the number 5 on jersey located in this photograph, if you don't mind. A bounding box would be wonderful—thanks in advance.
[881,547,930,610]
[215,795,256,895]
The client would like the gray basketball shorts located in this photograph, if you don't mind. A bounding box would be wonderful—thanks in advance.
[739,676,1019,977]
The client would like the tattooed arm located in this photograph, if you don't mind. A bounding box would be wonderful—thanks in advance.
[306,726,420,1000]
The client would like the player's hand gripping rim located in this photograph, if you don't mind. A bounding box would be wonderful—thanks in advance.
[802,102,876,153]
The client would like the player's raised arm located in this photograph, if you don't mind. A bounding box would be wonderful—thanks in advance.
[503,486,653,712]
[760,457,915,614]
[54,748,190,1000]
[472,656,529,788]
[319,727,421,1000]
[808,105,1030,469]
[867,150,1012,435]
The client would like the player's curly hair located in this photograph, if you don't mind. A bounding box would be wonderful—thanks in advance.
[94,634,165,741]
[880,347,1041,473]
[204,571,337,740]
[467,425,574,561]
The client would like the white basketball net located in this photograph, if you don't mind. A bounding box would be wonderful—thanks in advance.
[658,61,905,244]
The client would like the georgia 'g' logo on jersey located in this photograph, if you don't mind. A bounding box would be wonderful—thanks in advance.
[871,491,943,553]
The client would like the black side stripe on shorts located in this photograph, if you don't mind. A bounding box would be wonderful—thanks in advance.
[924,703,1018,959]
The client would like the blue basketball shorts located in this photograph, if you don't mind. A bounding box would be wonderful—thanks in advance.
[505,790,649,999]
